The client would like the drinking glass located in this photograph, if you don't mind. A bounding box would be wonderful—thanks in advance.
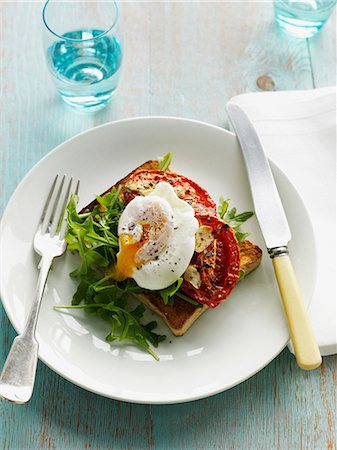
[274,0,337,38]
[42,0,123,111]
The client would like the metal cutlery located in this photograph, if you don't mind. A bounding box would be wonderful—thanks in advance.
[227,103,322,370]
[0,175,79,403]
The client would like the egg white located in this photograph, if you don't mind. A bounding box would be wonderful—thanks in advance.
[117,182,199,290]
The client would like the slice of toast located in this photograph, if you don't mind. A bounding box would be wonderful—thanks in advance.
[81,160,262,336]
[136,239,262,336]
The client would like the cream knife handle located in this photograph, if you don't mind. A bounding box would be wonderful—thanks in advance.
[272,254,322,370]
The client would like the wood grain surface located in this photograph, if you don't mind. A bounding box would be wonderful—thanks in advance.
[1,2,336,449]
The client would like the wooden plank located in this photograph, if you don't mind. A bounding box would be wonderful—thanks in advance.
[1,367,152,449]
[151,352,337,450]
[146,1,314,129]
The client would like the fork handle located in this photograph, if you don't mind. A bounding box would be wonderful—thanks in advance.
[0,255,53,403]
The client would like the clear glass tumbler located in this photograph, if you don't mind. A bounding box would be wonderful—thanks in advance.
[42,0,123,111]
[274,0,336,38]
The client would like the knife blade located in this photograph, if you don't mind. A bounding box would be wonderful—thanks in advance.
[227,102,321,371]
[226,103,291,251]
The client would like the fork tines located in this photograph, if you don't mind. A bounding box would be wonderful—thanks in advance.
[40,175,80,237]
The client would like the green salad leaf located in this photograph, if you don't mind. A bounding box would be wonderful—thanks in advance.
[61,188,166,359]
[218,197,254,244]
[156,281,203,308]
[55,300,165,361]
[157,278,183,305]
[176,291,203,308]
[157,152,172,171]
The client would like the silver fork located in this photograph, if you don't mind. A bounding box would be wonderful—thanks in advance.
[0,175,79,404]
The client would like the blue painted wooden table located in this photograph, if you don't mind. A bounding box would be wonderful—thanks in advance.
[1,2,336,449]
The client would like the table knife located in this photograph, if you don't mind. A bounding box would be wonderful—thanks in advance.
[227,103,322,370]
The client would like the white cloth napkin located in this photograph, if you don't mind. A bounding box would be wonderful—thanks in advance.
[228,87,336,356]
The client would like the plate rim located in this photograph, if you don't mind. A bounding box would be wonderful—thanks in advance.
[0,115,316,404]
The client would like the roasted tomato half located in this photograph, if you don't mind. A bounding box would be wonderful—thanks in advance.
[122,170,217,216]
[181,215,241,308]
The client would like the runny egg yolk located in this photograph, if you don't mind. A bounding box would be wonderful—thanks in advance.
[111,213,170,282]
[110,207,172,281]
[110,234,143,281]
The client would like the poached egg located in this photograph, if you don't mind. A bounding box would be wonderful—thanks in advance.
[111,182,199,290]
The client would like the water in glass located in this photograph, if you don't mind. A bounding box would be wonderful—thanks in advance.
[274,0,336,38]
[47,29,122,110]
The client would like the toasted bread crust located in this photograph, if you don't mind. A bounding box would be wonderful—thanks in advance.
[136,292,208,337]
[82,159,263,336]
[239,239,263,275]
[81,160,159,213]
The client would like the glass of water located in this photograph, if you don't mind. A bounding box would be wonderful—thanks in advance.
[274,0,336,38]
[42,0,123,111]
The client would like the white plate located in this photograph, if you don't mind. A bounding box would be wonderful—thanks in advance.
[0,117,317,404]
